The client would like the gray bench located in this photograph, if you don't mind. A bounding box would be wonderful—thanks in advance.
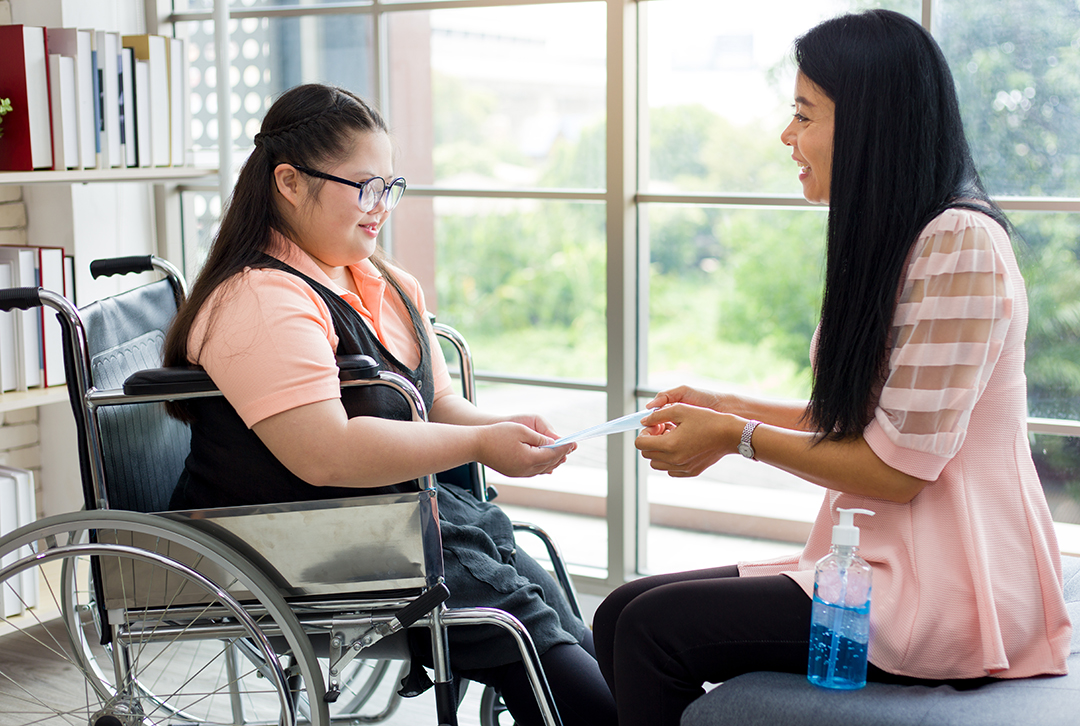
[682,555,1080,726]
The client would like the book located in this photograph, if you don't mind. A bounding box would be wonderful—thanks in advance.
[90,46,102,166]
[0,262,16,392]
[133,58,152,168]
[36,247,66,387]
[46,27,96,170]
[0,25,54,171]
[64,254,76,305]
[0,247,42,390]
[0,471,22,617]
[119,46,137,168]
[48,54,79,170]
[0,465,37,610]
[94,30,122,169]
[166,36,187,167]
[122,35,170,167]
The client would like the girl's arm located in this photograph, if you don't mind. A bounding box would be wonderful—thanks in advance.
[252,397,571,488]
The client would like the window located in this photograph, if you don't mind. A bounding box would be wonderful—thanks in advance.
[172,0,1080,591]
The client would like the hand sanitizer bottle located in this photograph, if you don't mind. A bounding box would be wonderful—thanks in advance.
[807,507,875,689]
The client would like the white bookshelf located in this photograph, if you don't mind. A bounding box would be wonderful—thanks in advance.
[0,167,216,185]
[0,386,69,414]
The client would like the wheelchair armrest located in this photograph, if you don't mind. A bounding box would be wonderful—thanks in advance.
[336,354,380,381]
[122,355,380,397]
[124,367,219,396]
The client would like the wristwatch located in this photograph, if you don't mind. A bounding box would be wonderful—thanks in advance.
[738,420,762,460]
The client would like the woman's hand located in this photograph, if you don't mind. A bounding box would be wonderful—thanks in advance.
[636,404,741,477]
[476,422,574,478]
[646,385,725,413]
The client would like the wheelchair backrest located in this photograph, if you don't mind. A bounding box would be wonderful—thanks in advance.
[75,277,188,513]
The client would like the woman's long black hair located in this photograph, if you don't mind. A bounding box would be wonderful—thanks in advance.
[164,84,418,419]
[798,9,1008,439]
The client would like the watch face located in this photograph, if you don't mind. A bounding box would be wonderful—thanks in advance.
[738,442,754,458]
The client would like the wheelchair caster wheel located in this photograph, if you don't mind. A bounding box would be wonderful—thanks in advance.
[480,685,514,726]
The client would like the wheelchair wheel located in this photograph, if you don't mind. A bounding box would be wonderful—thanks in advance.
[0,510,330,726]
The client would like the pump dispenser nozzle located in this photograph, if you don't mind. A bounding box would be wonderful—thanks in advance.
[832,507,875,547]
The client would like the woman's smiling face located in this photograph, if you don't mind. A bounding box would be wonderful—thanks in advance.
[780,71,835,205]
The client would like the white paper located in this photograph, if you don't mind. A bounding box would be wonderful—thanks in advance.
[543,409,654,448]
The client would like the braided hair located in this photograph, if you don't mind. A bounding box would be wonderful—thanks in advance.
[164,84,417,418]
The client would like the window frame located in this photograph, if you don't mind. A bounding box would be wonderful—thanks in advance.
[166,0,1080,595]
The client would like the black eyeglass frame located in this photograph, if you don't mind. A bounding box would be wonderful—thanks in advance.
[291,164,407,212]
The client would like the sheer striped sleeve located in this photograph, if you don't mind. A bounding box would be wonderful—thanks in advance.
[871,212,1013,466]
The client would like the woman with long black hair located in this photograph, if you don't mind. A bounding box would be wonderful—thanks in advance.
[594,10,1071,726]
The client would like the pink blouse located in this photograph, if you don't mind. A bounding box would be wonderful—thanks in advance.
[739,208,1072,680]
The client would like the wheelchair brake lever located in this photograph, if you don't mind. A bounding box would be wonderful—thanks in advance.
[325,584,450,702]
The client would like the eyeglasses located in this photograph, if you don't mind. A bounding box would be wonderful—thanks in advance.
[291,165,407,212]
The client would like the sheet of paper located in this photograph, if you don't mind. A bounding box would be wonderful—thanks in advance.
[542,409,655,448]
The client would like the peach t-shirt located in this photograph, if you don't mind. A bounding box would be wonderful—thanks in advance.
[188,236,452,427]
[739,208,1072,680]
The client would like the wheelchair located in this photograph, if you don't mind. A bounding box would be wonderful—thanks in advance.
[0,255,581,726]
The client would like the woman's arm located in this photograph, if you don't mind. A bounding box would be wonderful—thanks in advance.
[647,385,813,431]
[636,404,929,503]
[253,398,571,488]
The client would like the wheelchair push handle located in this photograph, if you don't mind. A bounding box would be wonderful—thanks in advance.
[90,255,156,278]
[0,286,43,312]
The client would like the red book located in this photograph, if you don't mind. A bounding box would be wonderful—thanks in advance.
[0,25,55,171]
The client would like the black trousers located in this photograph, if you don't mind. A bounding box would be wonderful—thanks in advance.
[458,629,617,726]
[593,565,990,726]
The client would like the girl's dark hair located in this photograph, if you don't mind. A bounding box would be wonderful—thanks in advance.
[164,84,412,418]
[796,10,1008,439]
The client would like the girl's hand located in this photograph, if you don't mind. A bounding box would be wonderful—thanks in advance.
[477,422,574,478]
[504,412,562,441]
[636,404,740,478]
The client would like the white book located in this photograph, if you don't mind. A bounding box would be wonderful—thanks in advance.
[0,466,37,610]
[46,28,96,169]
[122,35,170,167]
[94,30,123,168]
[48,54,79,170]
[167,36,187,167]
[0,262,16,392]
[0,472,22,617]
[0,247,42,389]
[119,46,136,168]
[36,247,66,388]
[133,58,152,168]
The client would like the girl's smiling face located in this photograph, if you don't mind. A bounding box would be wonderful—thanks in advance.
[278,129,396,278]
[780,71,835,205]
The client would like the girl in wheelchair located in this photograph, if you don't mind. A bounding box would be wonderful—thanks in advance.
[163,82,616,726]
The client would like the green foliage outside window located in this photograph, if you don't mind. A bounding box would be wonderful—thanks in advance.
[432,0,1080,513]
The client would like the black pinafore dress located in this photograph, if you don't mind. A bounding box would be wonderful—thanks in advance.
[170,256,584,671]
